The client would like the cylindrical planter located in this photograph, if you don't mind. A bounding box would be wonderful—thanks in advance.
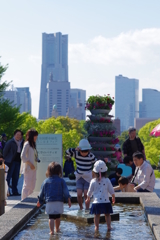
[90,109,111,115]
[91,151,115,156]
[88,136,113,142]
[90,143,115,148]
[87,115,113,121]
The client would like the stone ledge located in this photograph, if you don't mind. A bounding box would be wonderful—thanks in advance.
[0,192,39,240]
[0,191,160,240]
[62,211,119,223]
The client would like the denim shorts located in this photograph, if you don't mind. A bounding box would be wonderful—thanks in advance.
[76,177,90,191]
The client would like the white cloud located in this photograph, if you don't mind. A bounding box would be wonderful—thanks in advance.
[69,28,160,66]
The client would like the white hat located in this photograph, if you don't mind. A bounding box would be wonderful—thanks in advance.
[78,139,92,150]
[93,160,108,173]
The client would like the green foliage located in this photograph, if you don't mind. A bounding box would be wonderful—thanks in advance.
[0,59,9,97]
[118,130,128,148]
[138,119,160,166]
[154,170,160,179]
[0,99,30,139]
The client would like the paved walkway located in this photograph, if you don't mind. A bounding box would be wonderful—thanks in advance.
[4,177,160,214]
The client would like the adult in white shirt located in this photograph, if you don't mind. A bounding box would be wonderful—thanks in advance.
[21,129,39,200]
[131,151,155,192]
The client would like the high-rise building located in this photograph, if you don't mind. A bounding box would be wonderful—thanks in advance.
[139,89,160,118]
[68,89,86,120]
[46,73,70,118]
[39,32,68,119]
[3,87,31,114]
[115,75,139,132]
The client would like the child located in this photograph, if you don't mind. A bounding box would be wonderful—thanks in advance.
[108,168,123,186]
[0,153,9,205]
[85,160,115,231]
[37,162,71,235]
[113,177,135,192]
[65,139,95,210]
[123,156,136,180]
[63,155,75,177]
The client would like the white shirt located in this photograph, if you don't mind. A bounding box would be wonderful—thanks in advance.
[134,161,155,192]
[87,177,114,203]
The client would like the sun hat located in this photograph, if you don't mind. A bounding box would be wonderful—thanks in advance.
[78,139,92,150]
[93,160,108,173]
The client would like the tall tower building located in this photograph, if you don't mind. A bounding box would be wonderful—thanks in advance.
[39,32,68,119]
[139,89,160,118]
[115,75,139,132]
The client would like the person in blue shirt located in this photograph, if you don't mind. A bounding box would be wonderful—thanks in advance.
[63,155,75,177]
[37,162,71,235]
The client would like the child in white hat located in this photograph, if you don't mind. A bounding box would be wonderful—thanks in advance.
[85,160,115,231]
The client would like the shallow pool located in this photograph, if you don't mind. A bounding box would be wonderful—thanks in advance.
[14,203,154,240]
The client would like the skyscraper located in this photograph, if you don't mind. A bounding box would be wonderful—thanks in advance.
[46,73,70,118]
[68,89,86,120]
[39,32,68,119]
[4,87,31,114]
[139,89,160,118]
[115,75,139,132]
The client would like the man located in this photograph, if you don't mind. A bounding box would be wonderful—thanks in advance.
[1,133,7,153]
[123,127,146,159]
[3,129,23,196]
[130,152,155,192]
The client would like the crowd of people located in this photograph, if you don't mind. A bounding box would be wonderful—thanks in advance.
[0,126,156,235]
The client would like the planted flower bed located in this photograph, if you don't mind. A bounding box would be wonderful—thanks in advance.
[85,95,119,168]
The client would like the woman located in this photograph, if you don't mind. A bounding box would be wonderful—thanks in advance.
[21,129,38,200]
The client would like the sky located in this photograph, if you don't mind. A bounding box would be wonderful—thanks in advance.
[1,0,160,118]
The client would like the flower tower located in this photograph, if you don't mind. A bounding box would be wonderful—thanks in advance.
[85,95,119,169]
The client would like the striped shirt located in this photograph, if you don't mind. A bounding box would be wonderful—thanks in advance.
[65,148,96,174]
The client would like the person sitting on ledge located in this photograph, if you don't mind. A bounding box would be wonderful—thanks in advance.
[130,151,155,192]
[113,177,135,192]
[108,168,123,186]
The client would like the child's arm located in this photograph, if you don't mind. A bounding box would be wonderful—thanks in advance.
[62,179,71,204]
[86,180,94,202]
[85,196,90,204]
[68,198,71,208]
[112,194,115,204]
[113,185,121,191]
[65,148,76,158]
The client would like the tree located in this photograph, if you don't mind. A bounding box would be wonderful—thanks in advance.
[0,58,9,96]
[138,119,160,167]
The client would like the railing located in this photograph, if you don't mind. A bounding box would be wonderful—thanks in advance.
[0,168,5,216]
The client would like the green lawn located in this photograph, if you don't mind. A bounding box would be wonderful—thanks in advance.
[154,170,160,179]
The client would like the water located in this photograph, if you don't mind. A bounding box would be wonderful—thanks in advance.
[14,204,154,240]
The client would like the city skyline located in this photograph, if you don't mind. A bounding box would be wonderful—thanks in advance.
[1,1,160,118]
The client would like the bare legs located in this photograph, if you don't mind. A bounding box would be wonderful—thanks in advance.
[77,189,90,210]
[77,189,83,210]
[94,214,111,232]
[49,218,60,235]
[94,214,100,231]
[105,214,111,230]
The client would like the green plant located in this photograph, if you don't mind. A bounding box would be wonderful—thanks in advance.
[85,95,114,110]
